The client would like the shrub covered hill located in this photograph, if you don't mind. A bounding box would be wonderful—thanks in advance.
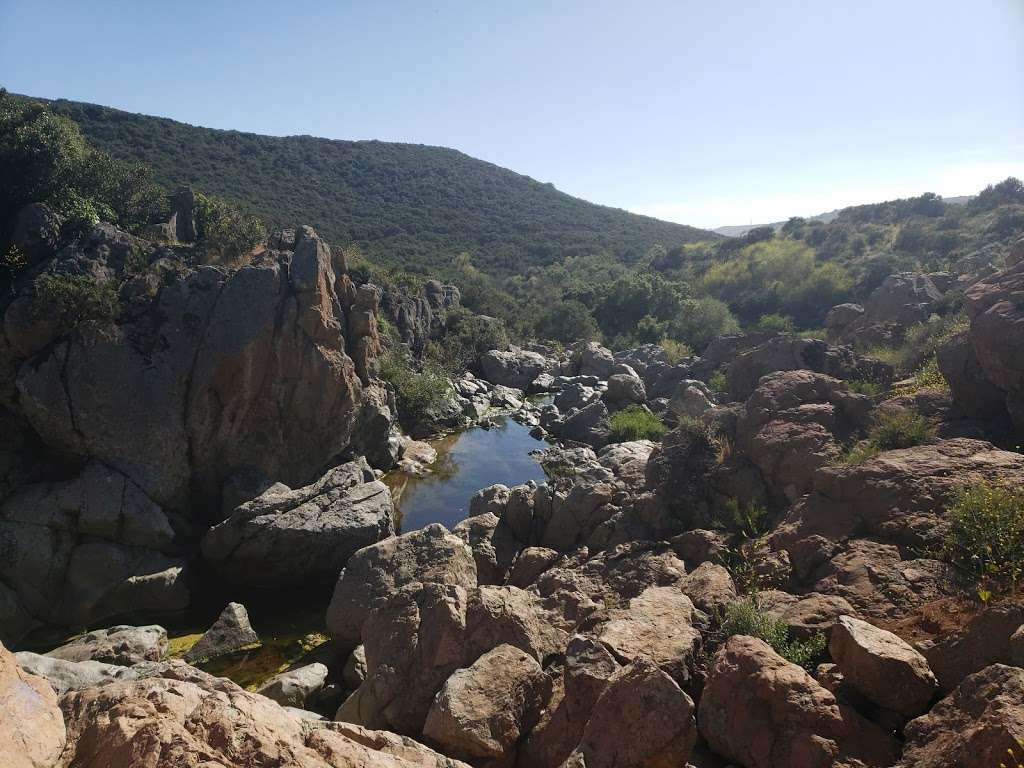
[34,95,712,275]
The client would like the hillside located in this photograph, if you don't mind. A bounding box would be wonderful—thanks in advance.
[37,97,714,275]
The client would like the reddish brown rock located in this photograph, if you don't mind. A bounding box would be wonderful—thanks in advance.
[0,639,65,768]
[698,636,899,768]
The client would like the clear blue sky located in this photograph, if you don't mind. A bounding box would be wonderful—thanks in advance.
[3,0,1022,228]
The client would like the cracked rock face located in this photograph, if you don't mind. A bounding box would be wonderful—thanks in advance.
[202,457,395,587]
[9,224,364,513]
[0,462,189,644]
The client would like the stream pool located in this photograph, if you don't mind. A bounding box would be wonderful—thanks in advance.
[385,412,551,532]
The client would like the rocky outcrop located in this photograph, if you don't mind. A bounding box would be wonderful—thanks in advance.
[423,644,549,761]
[923,601,1024,692]
[202,458,395,587]
[479,347,548,390]
[770,439,1024,580]
[828,272,944,348]
[736,370,873,503]
[14,652,137,695]
[0,462,189,644]
[829,615,938,717]
[565,659,697,768]
[726,336,893,402]
[184,602,261,664]
[0,639,65,768]
[576,342,615,378]
[380,280,460,355]
[699,635,900,768]
[6,224,370,514]
[897,664,1024,768]
[959,260,1024,431]
[327,524,478,650]
[45,624,167,666]
[57,661,471,768]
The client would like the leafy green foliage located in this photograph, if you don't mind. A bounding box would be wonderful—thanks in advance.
[426,307,508,373]
[42,96,711,277]
[659,338,692,364]
[33,271,119,337]
[846,378,881,396]
[835,409,936,465]
[1,91,166,235]
[723,499,771,538]
[720,596,827,669]
[378,348,453,430]
[193,192,266,264]
[607,405,667,443]
[756,313,795,333]
[942,481,1024,595]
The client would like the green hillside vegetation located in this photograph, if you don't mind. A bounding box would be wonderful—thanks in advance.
[38,96,712,276]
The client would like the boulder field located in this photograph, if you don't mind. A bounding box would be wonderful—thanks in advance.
[2,210,1024,768]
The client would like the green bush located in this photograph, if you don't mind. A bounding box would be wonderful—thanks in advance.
[721,596,826,669]
[194,192,266,263]
[868,409,936,450]
[942,480,1024,595]
[756,313,795,334]
[846,378,881,396]
[378,348,453,430]
[608,405,667,442]
[835,408,936,465]
[33,271,119,337]
[427,306,508,373]
[708,370,728,395]
[659,338,692,364]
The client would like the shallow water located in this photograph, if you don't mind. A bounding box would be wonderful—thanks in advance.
[386,413,551,532]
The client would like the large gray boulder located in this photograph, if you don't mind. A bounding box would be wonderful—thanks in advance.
[256,662,330,709]
[46,624,168,666]
[479,347,548,390]
[0,462,189,645]
[15,651,137,695]
[326,524,477,650]
[202,458,395,587]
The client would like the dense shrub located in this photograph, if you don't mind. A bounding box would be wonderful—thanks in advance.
[33,271,119,337]
[0,91,165,235]
[668,296,739,352]
[659,338,692,364]
[378,348,453,430]
[608,405,667,442]
[942,480,1024,596]
[427,307,508,373]
[193,192,266,264]
[720,596,826,669]
[869,409,937,450]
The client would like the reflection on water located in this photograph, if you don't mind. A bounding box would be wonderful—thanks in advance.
[385,414,550,532]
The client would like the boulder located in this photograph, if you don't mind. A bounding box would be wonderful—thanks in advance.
[669,380,716,420]
[727,336,892,402]
[326,523,477,650]
[517,635,620,768]
[699,636,900,768]
[963,260,1024,430]
[670,529,729,567]
[551,400,610,447]
[1012,623,1024,666]
[923,602,1024,692]
[14,652,136,696]
[463,585,567,664]
[508,546,560,588]
[937,332,1008,419]
[604,372,646,405]
[45,624,168,666]
[585,586,702,686]
[829,615,938,717]
[423,644,550,760]
[0,640,65,768]
[184,602,261,664]
[897,664,1024,768]
[256,663,330,709]
[645,421,718,524]
[336,583,469,735]
[568,659,697,768]
[202,458,395,587]
[679,562,737,616]
[576,342,614,378]
[767,592,857,641]
[480,348,548,390]
[0,462,189,644]
[452,511,520,585]
[597,440,655,492]
[832,273,944,348]
[343,646,367,689]
[58,661,470,768]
